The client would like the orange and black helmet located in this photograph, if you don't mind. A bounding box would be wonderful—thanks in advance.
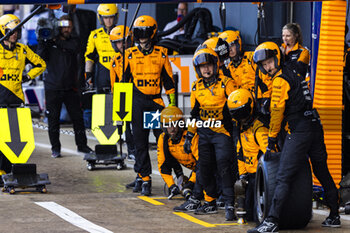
[227,88,254,122]
[110,25,133,51]
[201,37,230,63]
[253,41,282,74]
[192,47,220,79]
[219,30,242,55]
[133,15,157,43]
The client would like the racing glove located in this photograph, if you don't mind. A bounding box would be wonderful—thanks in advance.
[239,173,249,186]
[22,75,31,83]
[264,137,278,161]
[168,93,176,106]
[85,72,94,89]
[183,132,194,154]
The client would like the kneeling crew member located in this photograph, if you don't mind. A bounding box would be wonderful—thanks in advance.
[158,106,203,212]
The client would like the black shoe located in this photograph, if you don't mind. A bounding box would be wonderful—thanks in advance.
[322,215,341,228]
[77,145,93,154]
[216,195,225,209]
[173,196,201,212]
[217,200,225,210]
[141,180,152,196]
[125,180,135,189]
[247,219,279,233]
[194,200,218,215]
[133,177,143,192]
[127,154,135,161]
[225,204,237,221]
[51,151,61,158]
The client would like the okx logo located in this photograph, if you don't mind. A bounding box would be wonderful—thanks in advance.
[143,110,161,129]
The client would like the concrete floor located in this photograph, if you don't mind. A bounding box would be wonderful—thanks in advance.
[0,124,349,233]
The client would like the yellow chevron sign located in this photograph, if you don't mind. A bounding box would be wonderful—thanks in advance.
[0,108,35,163]
[91,94,125,145]
[113,83,133,122]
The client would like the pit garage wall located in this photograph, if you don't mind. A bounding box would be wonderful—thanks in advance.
[312,0,346,187]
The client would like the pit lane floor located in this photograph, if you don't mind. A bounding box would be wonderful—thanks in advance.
[0,125,349,233]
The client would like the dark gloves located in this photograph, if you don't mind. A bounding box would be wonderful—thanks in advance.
[22,75,31,83]
[239,173,249,186]
[257,98,271,115]
[85,72,93,89]
[264,137,278,161]
[183,132,194,154]
[168,184,180,199]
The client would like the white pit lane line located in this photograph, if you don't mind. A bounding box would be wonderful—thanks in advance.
[35,202,113,233]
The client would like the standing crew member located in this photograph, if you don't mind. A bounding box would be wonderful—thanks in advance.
[109,25,136,160]
[0,14,46,174]
[37,15,93,158]
[85,4,118,93]
[248,41,340,233]
[158,106,203,212]
[122,15,175,196]
[219,30,256,91]
[228,88,268,222]
[199,37,233,209]
[185,47,237,221]
[281,23,309,79]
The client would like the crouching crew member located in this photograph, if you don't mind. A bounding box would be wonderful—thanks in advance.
[158,106,204,212]
[228,88,268,222]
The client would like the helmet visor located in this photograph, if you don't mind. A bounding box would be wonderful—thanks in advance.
[133,26,155,40]
[253,49,277,64]
[193,53,217,67]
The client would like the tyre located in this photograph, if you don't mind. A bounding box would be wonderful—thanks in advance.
[255,153,313,229]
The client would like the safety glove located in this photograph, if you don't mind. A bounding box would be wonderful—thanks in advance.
[168,184,180,199]
[22,75,31,83]
[168,93,176,106]
[264,137,278,161]
[239,173,249,186]
[183,132,194,154]
[85,72,94,89]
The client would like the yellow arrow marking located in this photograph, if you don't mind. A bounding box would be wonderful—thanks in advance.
[113,83,133,122]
